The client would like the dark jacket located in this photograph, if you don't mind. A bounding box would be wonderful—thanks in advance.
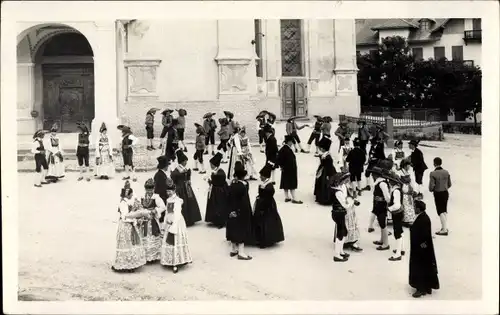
[410,148,428,173]
[429,167,452,192]
[265,135,278,166]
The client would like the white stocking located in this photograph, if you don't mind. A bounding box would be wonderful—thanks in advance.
[35,172,42,185]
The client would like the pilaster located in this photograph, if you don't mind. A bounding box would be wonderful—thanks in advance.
[17,63,35,118]
[263,19,281,97]
[333,19,359,96]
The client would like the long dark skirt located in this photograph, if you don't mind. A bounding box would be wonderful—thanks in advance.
[176,183,202,226]
[205,186,230,228]
[226,210,254,245]
[314,172,334,205]
[253,199,285,248]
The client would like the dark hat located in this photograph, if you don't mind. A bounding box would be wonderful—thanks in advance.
[233,161,247,179]
[223,111,234,119]
[157,155,168,169]
[259,164,273,178]
[267,112,277,121]
[395,139,403,147]
[165,178,176,191]
[414,200,426,212]
[409,139,420,146]
[147,108,160,115]
[176,149,188,164]
[317,137,332,151]
[331,172,350,187]
[204,112,215,119]
[33,129,48,139]
[239,126,247,134]
[209,152,223,167]
[195,123,206,134]
[384,171,403,185]
[313,115,323,120]
[117,124,131,134]
[353,137,360,146]
[144,178,155,189]
[99,122,107,133]
[263,124,273,134]
[367,159,393,176]
[120,180,133,198]
[257,110,268,118]
[284,135,294,143]
[77,122,89,133]
[162,109,173,115]
[177,108,187,116]
[50,122,59,132]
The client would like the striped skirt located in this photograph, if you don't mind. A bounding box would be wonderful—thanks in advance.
[112,221,147,270]
[345,206,360,243]
[160,219,193,267]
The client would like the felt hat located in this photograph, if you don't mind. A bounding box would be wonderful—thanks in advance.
[259,164,273,179]
[317,137,332,151]
[233,161,247,179]
[284,135,294,143]
[203,112,215,119]
[50,122,59,132]
[77,122,89,133]
[176,149,188,164]
[263,124,274,134]
[177,108,187,116]
[409,139,420,147]
[33,129,48,139]
[117,124,131,134]
[147,108,160,115]
[267,112,277,122]
[331,172,350,187]
[165,178,176,191]
[367,159,393,176]
[144,178,155,189]
[383,171,403,185]
[256,110,268,119]
[99,122,107,133]
[313,115,323,120]
[161,109,173,115]
[209,152,223,167]
[223,111,234,119]
[414,200,427,212]
[156,155,168,169]
[194,123,206,134]
[120,180,133,198]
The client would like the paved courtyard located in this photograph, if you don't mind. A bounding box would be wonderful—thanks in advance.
[17,130,482,301]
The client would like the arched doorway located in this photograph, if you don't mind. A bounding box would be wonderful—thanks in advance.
[17,26,95,133]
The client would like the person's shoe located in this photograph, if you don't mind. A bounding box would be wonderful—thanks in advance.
[237,255,252,261]
[350,245,363,252]
[426,289,432,295]
[184,148,188,152]
[260,149,265,153]
[333,256,348,262]
[86,178,91,182]
[412,290,426,298]
[373,240,383,245]
[211,152,215,156]
[393,249,406,256]
[435,230,449,236]
[364,185,371,191]
[285,198,292,202]
[204,151,209,155]
[340,252,350,258]
[230,251,239,257]
[368,227,375,233]
[376,245,390,251]
[34,184,42,188]
[193,168,199,171]
[41,181,49,185]
[388,256,402,261]
[146,146,152,151]
[151,146,157,150]
[292,200,303,204]
[122,176,130,180]
[77,177,84,181]
[300,149,307,153]
[357,189,363,196]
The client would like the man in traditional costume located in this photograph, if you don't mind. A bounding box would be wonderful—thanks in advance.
[160,178,193,273]
[277,135,303,204]
[285,116,309,153]
[263,124,278,183]
[338,136,352,172]
[307,115,323,156]
[224,110,239,138]
[256,111,268,153]
[154,155,170,224]
[118,125,139,182]
[145,108,159,150]
[32,130,49,187]
[159,109,174,150]
[239,127,258,180]
[193,123,207,174]
[45,123,65,182]
[76,122,91,182]
[346,138,366,197]
[217,117,230,163]
[409,200,440,298]
[203,112,217,155]
[205,152,230,228]
[330,172,353,262]
[175,108,188,152]
[429,157,452,236]
[385,171,405,261]
[357,120,371,156]
[313,137,337,205]
[164,118,179,163]
[95,122,115,179]
[409,139,428,198]
[320,116,333,140]
[334,121,349,153]
[364,137,386,191]
[139,178,166,262]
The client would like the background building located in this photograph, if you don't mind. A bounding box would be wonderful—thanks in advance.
[356,18,482,67]
[16,19,360,140]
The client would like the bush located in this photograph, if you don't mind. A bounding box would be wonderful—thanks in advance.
[442,122,481,135]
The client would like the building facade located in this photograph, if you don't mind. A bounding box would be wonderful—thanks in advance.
[16,19,360,140]
[356,18,482,67]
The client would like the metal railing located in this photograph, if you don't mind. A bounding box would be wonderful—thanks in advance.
[464,30,482,40]
[360,107,441,122]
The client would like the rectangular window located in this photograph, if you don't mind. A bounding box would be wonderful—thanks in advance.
[452,46,464,61]
[280,19,303,77]
[420,19,431,30]
[472,18,481,30]
[433,46,445,60]
[412,47,423,61]
[254,19,263,78]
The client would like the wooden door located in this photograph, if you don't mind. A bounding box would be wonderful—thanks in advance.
[43,64,94,132]
[294,81,308,116]
[280,79,308,118]
[281,81,295,118]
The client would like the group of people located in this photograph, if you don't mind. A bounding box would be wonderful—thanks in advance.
[30,109,452,298]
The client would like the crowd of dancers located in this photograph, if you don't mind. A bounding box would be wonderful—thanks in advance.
[30,108,452,298]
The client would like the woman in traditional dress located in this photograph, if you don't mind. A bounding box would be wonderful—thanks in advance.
[314,137,337,205]
[170,149,202,227]
[139,178,166,263]
[95,122,115,179]
[344,184,363,252]
[227,125,245,180]
[226,161,254,260]
[160,178,193,273]
[205,152,230,228]
[390,140,406,170]
[45,123,65,182]
[112,181,148,272]
[399,159,416,226]
[252,164,285,248]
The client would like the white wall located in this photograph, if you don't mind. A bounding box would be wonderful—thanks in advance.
[127,20,219,102]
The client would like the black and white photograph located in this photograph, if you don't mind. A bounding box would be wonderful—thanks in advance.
[1,1,498,314]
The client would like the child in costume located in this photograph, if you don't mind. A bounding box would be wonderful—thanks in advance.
[145,108,158,151]
[76,122,91,182]
[346,138,366,197]
[320,116,333,139]
[176,108,188,152]
[118,125,139,182]
[390,140,406,170]
[285,116,309,153]
[45,123,65,182]
[32,130,49,187]
[338,136,352,173]
[159,109,174,150]
[217,117,230,163]
[203,112,217,155]
[330,172,354,262]
[95,122,115,179]
[314,137,337,205]
[307,115,323,156]
[193,123,207,174]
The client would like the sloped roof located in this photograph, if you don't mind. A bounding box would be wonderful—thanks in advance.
[356,18,453,46]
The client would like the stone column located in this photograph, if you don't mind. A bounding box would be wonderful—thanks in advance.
[92,20,120,146]
[263,19,281,97]
[214,20,257,100]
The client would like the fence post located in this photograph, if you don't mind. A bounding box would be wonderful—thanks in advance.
[385,115,394,149]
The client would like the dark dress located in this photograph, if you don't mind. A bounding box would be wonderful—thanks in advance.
[252,182,285,248]
[170,167,202,227]
[277,145,298,190]
[205,168,230,228]
[409,212,440,291]
[265,135,278,168]
[314,153,337,205]
[154,169,169,223]
[165,128,179,162]
[226,180,254,244]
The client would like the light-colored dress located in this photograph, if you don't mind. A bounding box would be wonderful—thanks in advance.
[139,193,165,262]
[344,186,360,243]
[45,136,65,178]
[95,133,115,177]
[227,133,244,179]
[398,169,416,224]
[112,198,147,271]
[160,194,193,267]
[391,148,406,170]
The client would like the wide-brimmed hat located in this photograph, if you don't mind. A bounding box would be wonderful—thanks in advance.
[33,129,48,139]
[176,149,188,164]
[144,178,155,189]
[317,137,332,151]
[157,155,168,169]
[223,111,234,119]
[194,123,206,134]
[256,110,268,118]
[203,112,215,119]
[267,112,277,121]
[50,122,59,132]
[117,124,131,133]
[165,178,176,191]
[77,122,89,133]
[409,139,420,147]
[162,109,174,115]
[263,124,273,134]
[233,161,247,179]
[209,152,223,167]
[99,122,107,133]
[147,108,160,115]
[239,126,247,134]
[176,108,187,116]
[367,159,393,176]
[259,164,273,179]
[384,171,403,185]
[284,135,294,143]
[331,172,350,187]
[313,115,323,120]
